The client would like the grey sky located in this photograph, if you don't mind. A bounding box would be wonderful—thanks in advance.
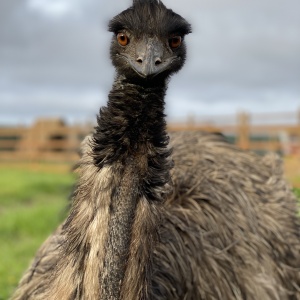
[0,0,299,125]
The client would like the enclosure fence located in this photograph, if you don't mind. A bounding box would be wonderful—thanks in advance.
[0,111,300,162]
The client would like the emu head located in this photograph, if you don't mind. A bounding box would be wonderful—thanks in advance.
[109,0,192,82]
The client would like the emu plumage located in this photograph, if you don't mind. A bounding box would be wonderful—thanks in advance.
[12,0,300,299]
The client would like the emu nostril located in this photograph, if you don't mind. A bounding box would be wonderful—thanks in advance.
[136,57,143,64]
[155,58,162,65]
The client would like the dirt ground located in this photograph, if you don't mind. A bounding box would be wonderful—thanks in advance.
[1,155,299,187]
[0,162,73,174]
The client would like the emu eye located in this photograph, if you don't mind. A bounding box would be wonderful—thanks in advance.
[117,33,129,46]
[169,36,182,49]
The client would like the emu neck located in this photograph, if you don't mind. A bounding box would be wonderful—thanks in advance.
[92,75,172,299]
[93,75,169,169]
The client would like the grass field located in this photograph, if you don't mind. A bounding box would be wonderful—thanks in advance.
[0,163,299,299]
[0,164,75,299]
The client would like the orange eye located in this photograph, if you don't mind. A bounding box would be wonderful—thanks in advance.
[169,36,182,49]
[117,33,129,46]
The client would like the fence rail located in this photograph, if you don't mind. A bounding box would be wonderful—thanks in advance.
[0,112,299,162]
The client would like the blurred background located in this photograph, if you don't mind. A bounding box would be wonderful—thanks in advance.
[1,0,300,124]
[0,0,299,298]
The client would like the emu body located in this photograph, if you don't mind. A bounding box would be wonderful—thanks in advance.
[12,0,300,299]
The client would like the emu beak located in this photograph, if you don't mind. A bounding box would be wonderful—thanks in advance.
[129,38,173,78]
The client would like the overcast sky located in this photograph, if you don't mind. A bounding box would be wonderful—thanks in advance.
[0,0,299,125]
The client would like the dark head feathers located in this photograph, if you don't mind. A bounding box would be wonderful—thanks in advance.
[132,0,163,4]
[108,0,192,38]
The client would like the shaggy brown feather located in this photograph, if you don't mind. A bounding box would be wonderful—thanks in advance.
[12,132,300,299]
[150,131,300,299]
[11,0,300,298]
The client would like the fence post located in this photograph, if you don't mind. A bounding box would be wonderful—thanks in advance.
[237,112,250,150]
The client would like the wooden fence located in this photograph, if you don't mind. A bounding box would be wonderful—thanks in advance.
[170,111,300,155]
[0,111,300,162]
[0,119,92,162]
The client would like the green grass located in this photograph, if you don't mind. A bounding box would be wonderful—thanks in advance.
[294,188,300,199]
[0,166,75,300]
[0,166,299,299]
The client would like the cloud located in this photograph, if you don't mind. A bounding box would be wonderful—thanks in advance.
[28,0,74,17]
[0,0,299,125]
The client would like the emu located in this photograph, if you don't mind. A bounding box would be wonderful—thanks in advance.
[12,0,300,299]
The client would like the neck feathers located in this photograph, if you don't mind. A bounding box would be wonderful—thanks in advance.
[92,76,173,201]
[91,76,173,298]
